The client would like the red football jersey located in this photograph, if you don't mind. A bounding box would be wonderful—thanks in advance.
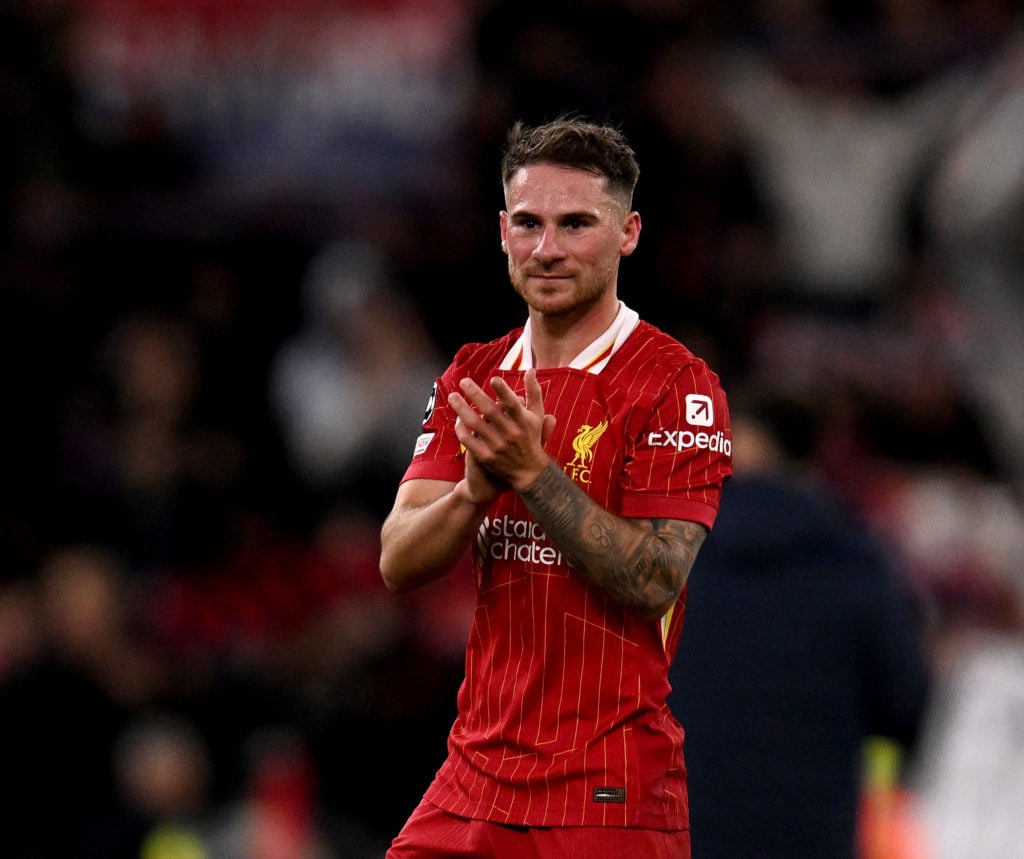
[401,304,732,830]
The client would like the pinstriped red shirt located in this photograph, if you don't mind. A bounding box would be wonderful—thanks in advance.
[401,307,732,830]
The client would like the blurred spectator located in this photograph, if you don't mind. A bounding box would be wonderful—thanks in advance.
[910,632,1024,859]
[95,713,389,859]
[668,385,932,859]
[90,711,216,858]
[922,17,1024,493]
[0,577,42,682]
[0,543,168,856]
[55,305,249,570]
[865,458,1024,662]
[267,238,445,520]
[709,35,973,315]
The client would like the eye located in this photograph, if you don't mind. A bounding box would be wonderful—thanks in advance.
[562,214,597,230]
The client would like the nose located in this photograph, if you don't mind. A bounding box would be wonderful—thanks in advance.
[533,226,565,262]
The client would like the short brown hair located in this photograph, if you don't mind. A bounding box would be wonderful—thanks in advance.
[500,116,640,205]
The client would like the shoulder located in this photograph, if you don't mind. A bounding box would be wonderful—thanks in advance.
[612,320,726,395]
[626,321,711,366]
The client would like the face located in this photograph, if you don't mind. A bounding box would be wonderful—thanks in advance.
[500,163,640,319]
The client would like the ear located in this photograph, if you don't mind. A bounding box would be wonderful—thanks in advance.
[499,210,509,254]
[620,211,641,257]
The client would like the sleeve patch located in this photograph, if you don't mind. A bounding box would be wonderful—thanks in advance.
[413,432,435,457]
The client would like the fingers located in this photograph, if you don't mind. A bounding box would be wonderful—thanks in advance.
[466,371,539,414]
[462,377,507,417]
[451,381,503,444]
[450,374,554,493]
[449,373,550,444]
[449,385,495,449]
[521,369,543,418]
[541,413,557,445]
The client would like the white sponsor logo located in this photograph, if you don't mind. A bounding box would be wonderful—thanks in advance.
[413,432,434,456]
[647,428,732,456]
[478,515,564,566]
[685,393,714,426]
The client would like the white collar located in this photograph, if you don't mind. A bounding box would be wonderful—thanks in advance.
[499,301,640,373]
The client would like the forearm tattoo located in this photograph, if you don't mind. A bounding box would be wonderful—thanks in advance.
[519,461,707,618]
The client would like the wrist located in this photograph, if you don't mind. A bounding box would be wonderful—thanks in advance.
[512,458,557,494]
[453,476,502,509]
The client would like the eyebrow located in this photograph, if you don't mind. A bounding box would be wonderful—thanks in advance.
[507,209,600,223]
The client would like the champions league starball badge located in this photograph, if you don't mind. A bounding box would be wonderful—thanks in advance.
[422,382,437,425]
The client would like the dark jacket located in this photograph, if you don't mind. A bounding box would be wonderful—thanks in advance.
[669,472,931,859]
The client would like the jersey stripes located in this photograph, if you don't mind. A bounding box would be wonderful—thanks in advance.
[401,305,732,829]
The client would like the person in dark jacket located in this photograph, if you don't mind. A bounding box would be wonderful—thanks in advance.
[668,385,932,859]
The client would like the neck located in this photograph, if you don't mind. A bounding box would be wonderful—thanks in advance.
[529,295,621,368]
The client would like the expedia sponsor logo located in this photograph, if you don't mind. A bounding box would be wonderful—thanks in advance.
[685,393,714,427]
[563,419,609,485]
[477,515,564,566]
[648,428,731,456]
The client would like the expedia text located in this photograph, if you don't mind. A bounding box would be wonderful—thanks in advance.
[647,428,731,456]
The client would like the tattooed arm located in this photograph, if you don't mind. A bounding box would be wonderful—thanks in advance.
[450,369,707,621]
[520,461,706,620]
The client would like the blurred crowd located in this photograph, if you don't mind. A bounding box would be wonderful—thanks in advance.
[2,0,1024,856]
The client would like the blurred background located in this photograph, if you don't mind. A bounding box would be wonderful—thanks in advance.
[2,0,1023,856]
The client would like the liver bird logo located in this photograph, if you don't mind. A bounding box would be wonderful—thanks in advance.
[569,419,609,468]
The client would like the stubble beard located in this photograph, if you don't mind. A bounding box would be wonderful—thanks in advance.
[509,264,613,319]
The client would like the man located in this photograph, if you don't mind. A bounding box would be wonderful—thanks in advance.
[380,116,733,858]
[668,386,931,859]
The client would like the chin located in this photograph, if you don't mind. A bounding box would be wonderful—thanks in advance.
[524,293,576,315]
